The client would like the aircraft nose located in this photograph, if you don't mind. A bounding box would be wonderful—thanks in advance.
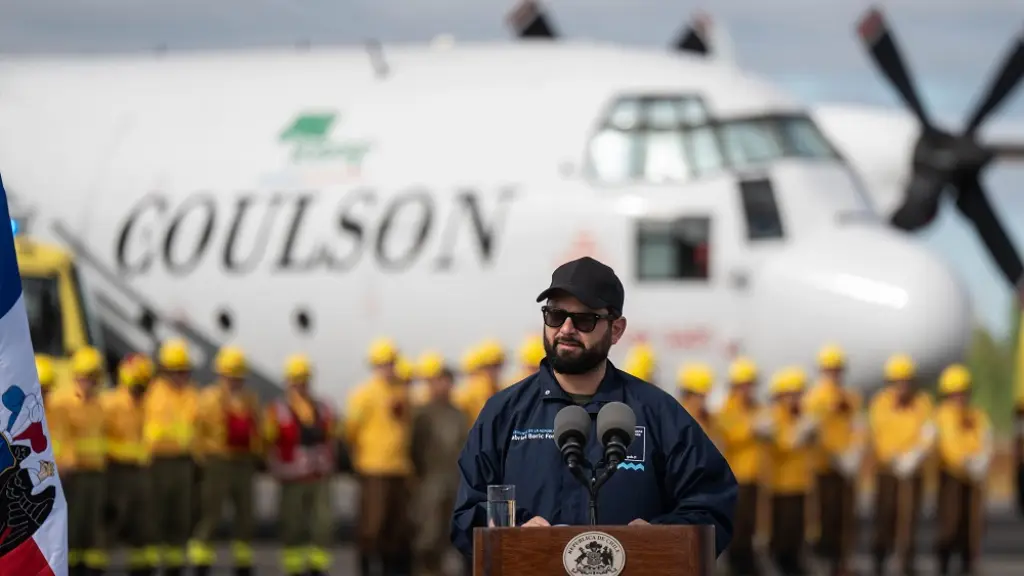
[743,224,972,390]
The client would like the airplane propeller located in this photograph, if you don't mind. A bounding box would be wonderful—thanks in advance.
[857,6,1024,293]
[505,1,713,57]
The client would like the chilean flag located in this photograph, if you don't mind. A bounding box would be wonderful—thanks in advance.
[0,174,68,576]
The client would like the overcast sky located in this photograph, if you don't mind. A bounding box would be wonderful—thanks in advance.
[4,0,1024,337]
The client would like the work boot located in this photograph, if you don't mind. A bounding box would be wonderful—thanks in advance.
[234,566,254,576]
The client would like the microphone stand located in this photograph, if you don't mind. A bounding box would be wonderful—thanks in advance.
[578,457,621,525]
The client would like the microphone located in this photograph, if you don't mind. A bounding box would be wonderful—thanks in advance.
[596,402,636,469]
[553,405,591,469]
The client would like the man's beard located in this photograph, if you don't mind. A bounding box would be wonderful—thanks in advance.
[544,331,611,375]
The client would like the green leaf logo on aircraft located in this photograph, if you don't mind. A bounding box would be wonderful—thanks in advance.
[279,111,372,166]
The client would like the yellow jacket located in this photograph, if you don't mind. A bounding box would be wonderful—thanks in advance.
[452,373,498,427]
[344,377,412,476]
[868,387,934,466]
[193,382,262,459]
[712,393,762,484]
[680,396,712,436]
[803,379,865,473]
[60,389,107,471]
[45,391,76,471]
[936,401,992,480]
[764,404,814,495]
[102,387,149,465]
[143,377,199,457]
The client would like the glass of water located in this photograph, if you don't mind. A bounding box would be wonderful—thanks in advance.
[486,484,516,527]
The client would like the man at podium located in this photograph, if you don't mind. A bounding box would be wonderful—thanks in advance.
[450,257,738,560]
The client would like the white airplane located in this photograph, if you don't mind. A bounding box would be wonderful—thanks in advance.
[1,3,1020,404]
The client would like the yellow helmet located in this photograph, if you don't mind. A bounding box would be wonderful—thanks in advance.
[417,351,445,380]
[623,343,656,381]
[368,338,399,366]
[818,344,845,370]
[728,357,758,385]
[395,356,414,381]
[132,355,155,383]
[214,346,247,378]
[461,346,483,374]
[117,354,150,388]
[34,355,55,389]
[884,354,916,382]
[770,367,807,395]
[678,363,714,395]
[518,335,546,368]
[158,338,192,371]
[939,363,971,395]
[71,346,104,377]
[284,354,312,381]
[477,339,506,367]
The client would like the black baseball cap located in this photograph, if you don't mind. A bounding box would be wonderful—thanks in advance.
[536,257,625,315]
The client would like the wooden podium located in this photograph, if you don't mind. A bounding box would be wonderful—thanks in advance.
[473,524,715,576]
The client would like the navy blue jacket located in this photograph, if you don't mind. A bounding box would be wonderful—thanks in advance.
[449,359,737,559]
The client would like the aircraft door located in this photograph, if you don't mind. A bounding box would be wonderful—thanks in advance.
[624,193,745,395]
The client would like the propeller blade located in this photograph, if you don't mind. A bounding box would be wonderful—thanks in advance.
[672,12,711,55]
[507,0,558,39]
[989,141,1024,160]
[954,176,1024,288]
[889,173,945,230]
[965,25,1024,133]
[856,7,934,129]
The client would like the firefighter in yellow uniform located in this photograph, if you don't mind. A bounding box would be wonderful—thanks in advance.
[712,357,763,576]
[265,354,338,576]
[868,354,935,576]
[102,354,156,576]
[934,364,991,576]
[509,335,546,385]
[189,346,262,576]
[453,340,505,426]
[758,367,816,576]
[622,342,656,383]
[143,339,200,576]
[37,355,74,476]
[57,346,109,576]
[677,363,714,434]
[803,344,864,576]
[345,338,414,576]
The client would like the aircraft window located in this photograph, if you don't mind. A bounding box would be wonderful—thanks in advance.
[644,99,682,130]
[642,132,690,182]
[680,99,710,126]
[780,116,836,158]
[684,127,725,174]
[587,97,839,184]
[720,120,786,168]
[739,178,785,240]
[22,275,65,357]
[635,217,710,281]
[589,129,641,182]
[606,98,643,130]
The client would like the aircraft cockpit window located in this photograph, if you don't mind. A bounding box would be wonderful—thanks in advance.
[739,178,786,240]
[586,96,840,184]
[635,217,711,281]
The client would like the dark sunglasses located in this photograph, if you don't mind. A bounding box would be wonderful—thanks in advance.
[541,306,615,333]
